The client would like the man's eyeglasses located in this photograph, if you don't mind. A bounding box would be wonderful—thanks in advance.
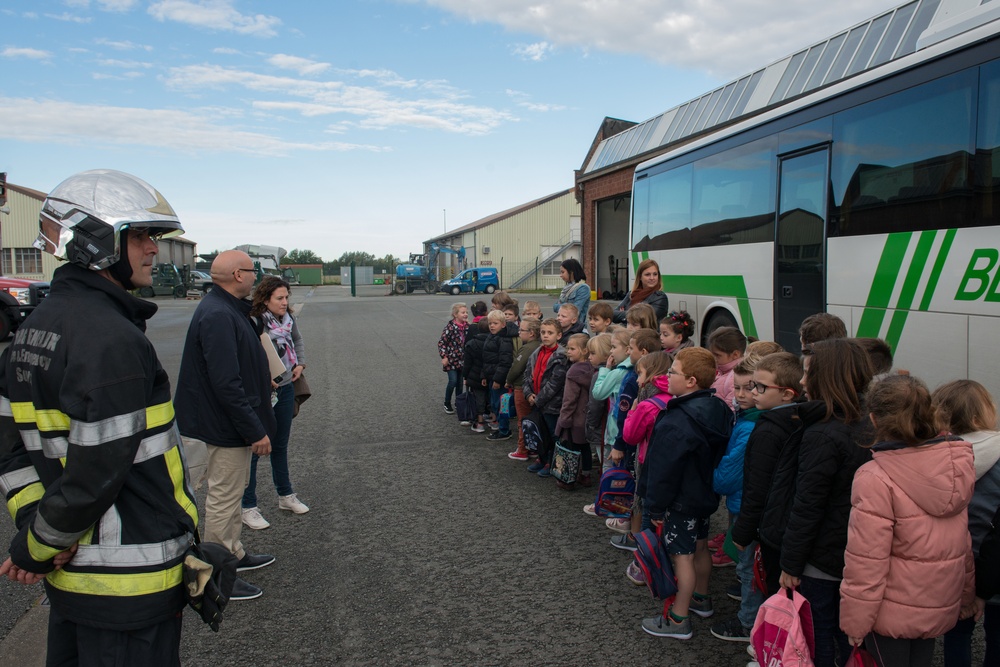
[234,268,256,276]
[751,381,798,395]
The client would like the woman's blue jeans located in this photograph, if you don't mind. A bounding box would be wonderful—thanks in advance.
[242,383,294,508]
[445,369,462,406]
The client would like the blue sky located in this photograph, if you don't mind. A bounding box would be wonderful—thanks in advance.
[0,0,899,261]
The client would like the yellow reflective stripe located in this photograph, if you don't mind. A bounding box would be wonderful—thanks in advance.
[46,564,183,597]
[34,409,70,432]
[27,529,63,562]
[146,402,174,430]
[6,482,44,519]
[77,526,94,546]
[164,447,198,528]
[11,402,36,424]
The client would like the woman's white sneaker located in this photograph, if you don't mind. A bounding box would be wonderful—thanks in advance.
[278,493,310,514]
[241,507,270,530]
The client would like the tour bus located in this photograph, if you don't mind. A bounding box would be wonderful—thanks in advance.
[629,0,1000,395]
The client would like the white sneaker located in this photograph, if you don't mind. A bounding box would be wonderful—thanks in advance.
[747,645,757,658]
[278,493,310,514]
[606,517,631,534]
[241,507,270,530]
[583,503,597,516]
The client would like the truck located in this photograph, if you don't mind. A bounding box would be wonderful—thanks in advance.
[438,267,499,295]
[137,263,190,298]
[0,276,49,339]
[394,243,465,294]
[233,244,299,285]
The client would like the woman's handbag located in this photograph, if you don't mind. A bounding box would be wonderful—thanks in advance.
[292,373,311,417]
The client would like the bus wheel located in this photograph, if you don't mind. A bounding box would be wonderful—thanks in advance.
[701,309,738,348]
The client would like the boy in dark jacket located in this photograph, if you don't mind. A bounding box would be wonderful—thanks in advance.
[524,319,568,478]
[641,347,733,641]
[482,310,514,440]
[505,318,542,460]
[463,319,490,432]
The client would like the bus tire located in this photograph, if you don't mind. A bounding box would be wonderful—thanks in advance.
[702,309,738,348]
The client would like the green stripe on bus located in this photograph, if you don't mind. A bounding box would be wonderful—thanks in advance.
[661,274,758,338]
[919,228,956,312]
[631,251,649,272]
[856,232,913,338]
[885,230,936,350]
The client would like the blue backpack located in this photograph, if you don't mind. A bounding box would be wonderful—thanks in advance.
[594,466,635,518]
[455,389,477,424]
[634,528,677,601]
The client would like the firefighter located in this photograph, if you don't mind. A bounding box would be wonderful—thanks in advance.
[0,169,197,665]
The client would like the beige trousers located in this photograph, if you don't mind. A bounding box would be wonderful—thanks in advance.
[204,445,252,560]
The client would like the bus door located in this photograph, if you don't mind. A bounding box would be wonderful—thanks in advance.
[775,147,829,353]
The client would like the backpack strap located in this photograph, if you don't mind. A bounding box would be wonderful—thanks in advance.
[648,396,668,410]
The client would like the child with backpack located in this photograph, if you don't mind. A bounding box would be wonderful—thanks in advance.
[482,310,515,441]
[707,326,747,411]
[555,333,597,489]
[582,334,614,516]
[462,318,491,433]
[524,319,569,478]
[841,375,976,667]
[641,347,733,640]
[659,310,696,354]
[438,302,468,414]
[591,329,635,475]
[505,318,541,461]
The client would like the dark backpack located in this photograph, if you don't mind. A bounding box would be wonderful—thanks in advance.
[521,408,552,454]
[594,466,635,518]
[455,389,477,423]
[634,528,677,601]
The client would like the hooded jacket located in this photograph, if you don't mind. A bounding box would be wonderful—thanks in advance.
[642,388,733,519]
[840,437,975,640]
[482,328,514,386]
[713,407,762,513]
[461,325,489,386]
[556,361,596,443]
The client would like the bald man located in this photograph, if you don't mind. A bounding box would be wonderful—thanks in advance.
[175,250,277,601]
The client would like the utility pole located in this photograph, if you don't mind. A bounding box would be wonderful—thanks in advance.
[443,208,446,234]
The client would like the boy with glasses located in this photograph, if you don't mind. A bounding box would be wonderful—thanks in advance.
[641,347,733,640]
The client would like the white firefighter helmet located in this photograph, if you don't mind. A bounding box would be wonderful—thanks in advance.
[36,169,183,271]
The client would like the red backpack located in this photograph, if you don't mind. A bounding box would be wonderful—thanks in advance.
[750,588,815,667]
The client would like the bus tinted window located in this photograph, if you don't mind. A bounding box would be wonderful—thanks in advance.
[976,59,1000,227]
[830,69,976,236]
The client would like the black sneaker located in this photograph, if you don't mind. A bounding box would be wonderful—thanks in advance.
[230,577,263,601]
[726,582,742,601]
[710,616,751,642]
[236,552,275,572]
[610,532,638,552]
[486,431,511,441]
[443,403,455,414]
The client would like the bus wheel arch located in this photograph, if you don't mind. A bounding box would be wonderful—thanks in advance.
[700,306,739,348]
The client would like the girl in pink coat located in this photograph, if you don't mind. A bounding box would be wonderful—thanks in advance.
[840,375,977,667]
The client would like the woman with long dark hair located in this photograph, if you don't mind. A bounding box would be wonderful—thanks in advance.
[241,275,309,530]
[552,258,591,321]
[612,258,669,323]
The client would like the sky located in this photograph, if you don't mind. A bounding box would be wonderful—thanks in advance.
[0,0,905,262]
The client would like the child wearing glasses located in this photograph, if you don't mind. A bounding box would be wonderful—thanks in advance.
[640,347,733,641]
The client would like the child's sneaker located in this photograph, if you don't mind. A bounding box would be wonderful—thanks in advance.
[470,423,485,433]
[537,464,552,478]
[527,461,546,473]
[610,533,637,552]
[488,421,500,431]
[605,517,631,534]
[443,403,455,414]
[641,613,692,640]
[708,532,726,552]
[710,616,751,642]
[689,595,715,618]
[582,503,597,516]
[625,561,646,586]
[507,450,529,461]
[712,551,735,567]
[486,431,511,441]
[459,420,471,426]
[726,582,742,601]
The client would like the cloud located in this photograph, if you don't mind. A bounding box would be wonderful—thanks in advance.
[98,58,154,68]
[96,38,153,51]
[97,0,139,10]
[213,46,243,55]
[148,0,281,37]
[0,97,389,156]
[512,41,553,61]
[44,12,92,24]
[1,47,52,60]
[267,54,330,76]
[422,0,899,77]
[165,64,517,135]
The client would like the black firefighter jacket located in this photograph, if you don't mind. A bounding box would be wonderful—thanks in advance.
[0,264,198,630]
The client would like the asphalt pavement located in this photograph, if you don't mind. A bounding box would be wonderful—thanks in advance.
[0,286,982,666]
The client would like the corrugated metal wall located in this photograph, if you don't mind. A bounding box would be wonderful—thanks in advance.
[2,188,60,280]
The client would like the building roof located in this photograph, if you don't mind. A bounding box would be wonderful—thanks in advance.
[424,187,575,244]
[580,0,979,179]
[6,182,47,200]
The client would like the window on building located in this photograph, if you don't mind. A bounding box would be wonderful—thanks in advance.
[14,248,42,274]
[1,250,12,276]
[541,259,562,276]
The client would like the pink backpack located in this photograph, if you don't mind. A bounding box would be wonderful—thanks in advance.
[751,588,815,667]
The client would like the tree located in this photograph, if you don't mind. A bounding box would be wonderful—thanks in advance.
[285,248,322,264]
[321,251,402,275]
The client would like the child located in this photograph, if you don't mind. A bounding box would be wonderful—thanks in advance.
[438,302,468,414]
[555,333,597,489]
[470,300,488,323]
[641,347,733,640]
[855,337,893,379]
[505,318,541,460]
[625,303,658,331]
[482,310,514,440]
[587,301,614,335]
[777,338,875,667]
[729,352,803,607]
[619,351,674,575]
[491,291,515,312]
[557,303,585,344]
[798,312,847,352]
[841,375,975,667]
[707,326,747,410]
[934,380,1000,666]
[582,334,614,500]
[503,302,520,324]
[659,310,695,354]
[522,301,543,320]
[591,329,635,475]
[524,319,568,478]
[462,318,491,432]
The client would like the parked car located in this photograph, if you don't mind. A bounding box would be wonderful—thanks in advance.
[189,269,213,293]
[438,267,499,295]
[0,276,49,339]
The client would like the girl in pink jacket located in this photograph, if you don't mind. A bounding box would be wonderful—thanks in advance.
[840,375,977,667]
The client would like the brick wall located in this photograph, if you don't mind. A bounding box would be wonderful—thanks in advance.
[578,166,635,289]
